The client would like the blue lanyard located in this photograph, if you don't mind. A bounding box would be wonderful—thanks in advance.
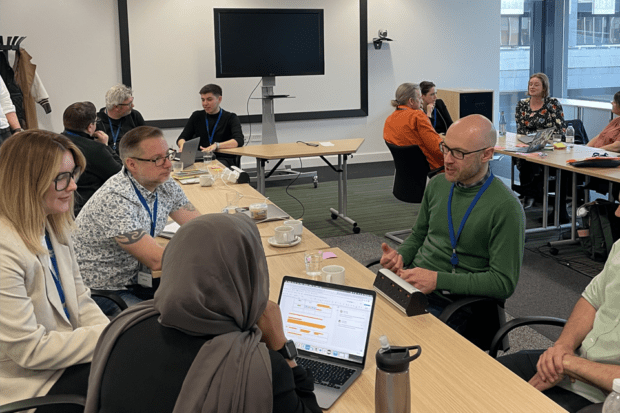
[205,109,223,145]
[44,232,69,320]
[64,130,82,138]
[129,179,158,237]
[107,116,122,150]
[432,106,437,128]
[447,173,494,272]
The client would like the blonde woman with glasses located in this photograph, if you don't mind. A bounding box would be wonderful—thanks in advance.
[0,130,109,412]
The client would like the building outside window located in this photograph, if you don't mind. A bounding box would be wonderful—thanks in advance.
[499,0,620,132]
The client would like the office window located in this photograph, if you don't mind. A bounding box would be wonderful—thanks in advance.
[566,0,620,101]
[499,1,533,132]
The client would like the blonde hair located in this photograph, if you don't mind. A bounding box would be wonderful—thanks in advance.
[0,130,86,254]
[391,83,420,108]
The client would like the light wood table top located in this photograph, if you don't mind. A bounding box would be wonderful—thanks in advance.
[266,248,567,413]
[169,174,329,257]
[218,138,365,160]
[496,132,620,182]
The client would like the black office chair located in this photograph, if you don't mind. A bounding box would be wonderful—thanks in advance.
[488,316,567,358]
[90,289,128,314]
[565,119,589,145]
[0,394,85,413]
[384,142,431,244]
[364,258,508,351]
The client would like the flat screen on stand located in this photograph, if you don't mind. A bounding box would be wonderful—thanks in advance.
[214,8,325,78]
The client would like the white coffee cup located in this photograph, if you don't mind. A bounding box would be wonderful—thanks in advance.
[283,219,303,237]
[322,265,345,285]
[274,226,295,244]
[199,174,215,187]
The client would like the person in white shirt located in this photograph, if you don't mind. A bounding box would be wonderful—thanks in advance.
[0,76,23,144]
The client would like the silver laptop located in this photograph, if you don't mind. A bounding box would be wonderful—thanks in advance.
[278,276,376,410]
[177,138,200,169]
[511,127,555,153]
[518,134,536,144]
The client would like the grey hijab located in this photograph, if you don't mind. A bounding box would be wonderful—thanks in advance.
[85,213,272,413]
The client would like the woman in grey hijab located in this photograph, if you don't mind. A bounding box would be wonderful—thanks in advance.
[85,213,321,413]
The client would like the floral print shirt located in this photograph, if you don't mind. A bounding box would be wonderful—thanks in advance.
[515,97,566,135]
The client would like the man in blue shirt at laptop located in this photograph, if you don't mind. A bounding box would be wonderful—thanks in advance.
[176,84,244,168]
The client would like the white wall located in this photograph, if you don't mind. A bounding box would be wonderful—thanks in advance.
[1,0,500,169]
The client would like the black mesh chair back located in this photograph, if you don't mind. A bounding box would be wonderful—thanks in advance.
[385,142,430,204]
[565,119,589,145]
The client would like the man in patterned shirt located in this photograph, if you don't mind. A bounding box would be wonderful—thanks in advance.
[75,126,200,316]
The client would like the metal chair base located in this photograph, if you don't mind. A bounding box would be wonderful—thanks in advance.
[385,229,412,244]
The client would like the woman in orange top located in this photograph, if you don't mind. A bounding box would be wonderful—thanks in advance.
[383,83,444,170]
[587,91,620,151]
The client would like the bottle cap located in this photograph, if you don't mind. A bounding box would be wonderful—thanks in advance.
[376,345,422,373]
[613,378,620,393]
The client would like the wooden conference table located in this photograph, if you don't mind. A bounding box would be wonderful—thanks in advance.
[219,138,365,234]
[267,248,567,412]
[495,132,620,244]
[159,165,566,412]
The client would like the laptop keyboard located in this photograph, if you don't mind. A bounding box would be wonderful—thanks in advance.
[296,357,356,389]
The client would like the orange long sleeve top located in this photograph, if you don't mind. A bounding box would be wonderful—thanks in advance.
[383,105,445,170]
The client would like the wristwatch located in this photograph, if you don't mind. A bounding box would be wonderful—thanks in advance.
[11,127,24,134]
[276,339,298,360]
[216,142,220,150]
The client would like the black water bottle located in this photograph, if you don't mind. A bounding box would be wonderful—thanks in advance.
[375,335,422,413]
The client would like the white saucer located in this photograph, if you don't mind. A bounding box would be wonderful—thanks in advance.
[268,236,301,248]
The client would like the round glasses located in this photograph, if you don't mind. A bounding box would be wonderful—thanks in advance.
[439,142,489,160]
[53,166,82,191]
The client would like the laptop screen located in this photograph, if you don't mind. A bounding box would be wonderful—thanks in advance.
[278,276,376,365]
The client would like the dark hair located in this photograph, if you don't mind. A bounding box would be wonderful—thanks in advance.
[419,81,436,96]
[63,102,97,132]
[199,84,222,97]
[119,126,164,163]
[614,91,620,107]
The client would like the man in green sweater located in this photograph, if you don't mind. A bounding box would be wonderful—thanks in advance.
[381,114,525,319]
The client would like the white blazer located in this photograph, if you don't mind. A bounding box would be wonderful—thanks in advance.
[0,218,109,405]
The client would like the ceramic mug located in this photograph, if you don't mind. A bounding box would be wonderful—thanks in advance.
[283,219,303,237]
[274,226,295,244]
[322,265,345,285]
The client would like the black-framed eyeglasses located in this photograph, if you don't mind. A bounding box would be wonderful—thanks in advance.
[439,142,489,160]
[53,166,82,191]
[132,149,176,167]
[117,98,134,107]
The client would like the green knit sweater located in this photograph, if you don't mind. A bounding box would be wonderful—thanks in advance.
[398,174,525,299]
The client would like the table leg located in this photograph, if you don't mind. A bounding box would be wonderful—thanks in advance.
[257,158,266,195]
[542,166,549,228]
[554,168,561,227]
[548,172,580,247]
[328,154,360,233]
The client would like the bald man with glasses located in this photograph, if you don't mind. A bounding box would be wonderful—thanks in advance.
[75,126,200,316]
[380,115,525,335]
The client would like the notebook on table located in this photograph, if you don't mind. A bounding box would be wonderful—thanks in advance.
[277,276,376,409]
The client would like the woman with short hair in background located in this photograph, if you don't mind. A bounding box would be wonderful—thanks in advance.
[419,81,453,135]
